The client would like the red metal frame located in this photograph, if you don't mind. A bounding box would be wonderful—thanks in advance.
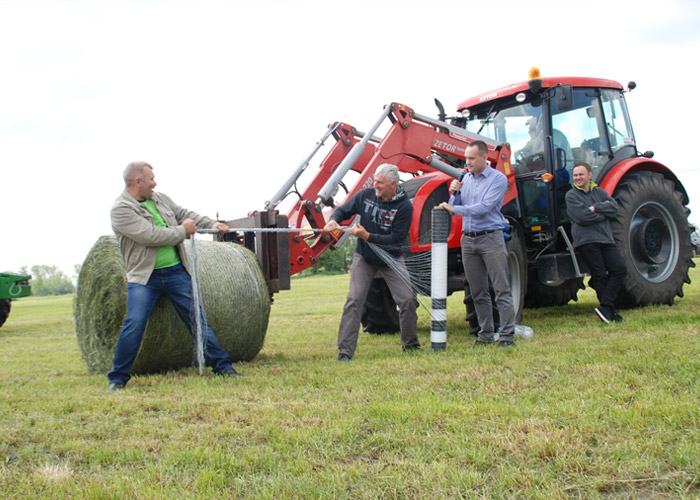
[598,157,689,203]
[243,75,689,299]
[284,104,516,276]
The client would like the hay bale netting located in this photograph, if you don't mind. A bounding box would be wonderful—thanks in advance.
[74,235,271,375]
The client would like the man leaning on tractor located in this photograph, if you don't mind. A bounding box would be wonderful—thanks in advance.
[566,161,627,324]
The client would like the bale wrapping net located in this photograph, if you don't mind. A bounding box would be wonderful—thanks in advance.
[74,235,270,375]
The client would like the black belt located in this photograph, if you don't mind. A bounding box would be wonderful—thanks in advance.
[463,229,498,237]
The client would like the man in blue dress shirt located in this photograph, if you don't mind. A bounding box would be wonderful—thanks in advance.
[439,140,516,347]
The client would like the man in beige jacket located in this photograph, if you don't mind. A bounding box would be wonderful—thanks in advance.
[107,161,240,392]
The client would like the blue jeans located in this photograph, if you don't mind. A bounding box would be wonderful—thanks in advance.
[108,264,233,385]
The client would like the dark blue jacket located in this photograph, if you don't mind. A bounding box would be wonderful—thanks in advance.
[331,186,413,267]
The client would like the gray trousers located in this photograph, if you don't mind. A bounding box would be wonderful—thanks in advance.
[461,232,515,342]
[338,253,419,357]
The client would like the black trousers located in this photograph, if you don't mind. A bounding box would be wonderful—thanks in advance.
[578,243,627,310]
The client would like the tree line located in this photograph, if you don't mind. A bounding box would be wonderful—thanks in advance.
[14,265,78,297]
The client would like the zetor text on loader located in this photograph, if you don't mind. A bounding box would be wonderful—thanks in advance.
[222,69,695,333]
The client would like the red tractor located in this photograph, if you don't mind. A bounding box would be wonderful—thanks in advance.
[223,69,695,332]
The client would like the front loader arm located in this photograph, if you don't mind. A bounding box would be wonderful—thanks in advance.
[238,102,516,294]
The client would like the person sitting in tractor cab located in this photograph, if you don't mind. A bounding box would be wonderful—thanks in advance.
[517,115,573,172]
[516,116,546,172]
[515,115,572,217]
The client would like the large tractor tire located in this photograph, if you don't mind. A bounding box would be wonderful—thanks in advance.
[524,274,584,308]
[612,172,695,307]
[361,277,401,334]
[463,222,527,333]
[0,299,10,328]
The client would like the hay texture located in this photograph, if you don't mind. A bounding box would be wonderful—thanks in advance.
[74,235,270,375]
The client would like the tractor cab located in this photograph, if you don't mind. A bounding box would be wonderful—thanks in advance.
[456,72,635,250]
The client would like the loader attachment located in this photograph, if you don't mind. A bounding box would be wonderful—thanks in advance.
[219,211,291,295]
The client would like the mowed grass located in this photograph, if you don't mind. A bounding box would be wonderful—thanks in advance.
[1,262,699,499]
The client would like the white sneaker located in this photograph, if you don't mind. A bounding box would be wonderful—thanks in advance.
[595,307,611,324]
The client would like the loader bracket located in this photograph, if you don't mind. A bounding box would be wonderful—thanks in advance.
[219,211,291,294]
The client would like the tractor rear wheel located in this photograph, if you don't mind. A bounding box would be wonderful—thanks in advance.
[361,277,400,334]
[612,172,695,307]
[0,299,10,328]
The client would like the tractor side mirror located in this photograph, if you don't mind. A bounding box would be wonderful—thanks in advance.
[555,85,573,112]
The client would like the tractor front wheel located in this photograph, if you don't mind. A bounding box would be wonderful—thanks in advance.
[361,277,400,334]
[507,222,527,324]
[0,299,11,328]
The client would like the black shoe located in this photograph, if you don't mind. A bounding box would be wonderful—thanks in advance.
[337,353,351,362]
[497,340,516,348]
[611,311,624,323]
[595,307,611,324]
[473,340,495,347]
[402,344,421,352]
[219,366,242,377]
[108,382,124,392]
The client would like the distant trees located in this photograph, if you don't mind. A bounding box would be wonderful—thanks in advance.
[309,236,355,275]
[22,265,75,296]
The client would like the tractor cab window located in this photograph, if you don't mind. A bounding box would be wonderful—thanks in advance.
[464,100,549,227]
[600,89,635,157]
[551,89,602,179]
[462,87,637,233]
[551,88,635,183]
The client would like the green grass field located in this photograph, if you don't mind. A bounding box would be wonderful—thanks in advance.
[1,262,699,499]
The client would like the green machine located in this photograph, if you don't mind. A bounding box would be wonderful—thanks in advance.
[0,272,31,328]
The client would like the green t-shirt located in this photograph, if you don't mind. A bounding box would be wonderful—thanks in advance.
[140,199,181,269]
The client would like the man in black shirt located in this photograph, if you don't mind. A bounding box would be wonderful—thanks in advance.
[565,162,627,323]
[324,164,419,360]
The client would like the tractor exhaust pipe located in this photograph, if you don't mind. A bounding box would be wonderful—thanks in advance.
[434,98,446,122]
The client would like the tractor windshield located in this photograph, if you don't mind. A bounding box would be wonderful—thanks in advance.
[463,101,542,160]
[463,100,551,228]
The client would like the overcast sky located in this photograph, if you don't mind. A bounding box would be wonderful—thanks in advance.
[1,0,699,277]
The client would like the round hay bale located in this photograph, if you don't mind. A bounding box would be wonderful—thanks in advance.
[74,235,270,375]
